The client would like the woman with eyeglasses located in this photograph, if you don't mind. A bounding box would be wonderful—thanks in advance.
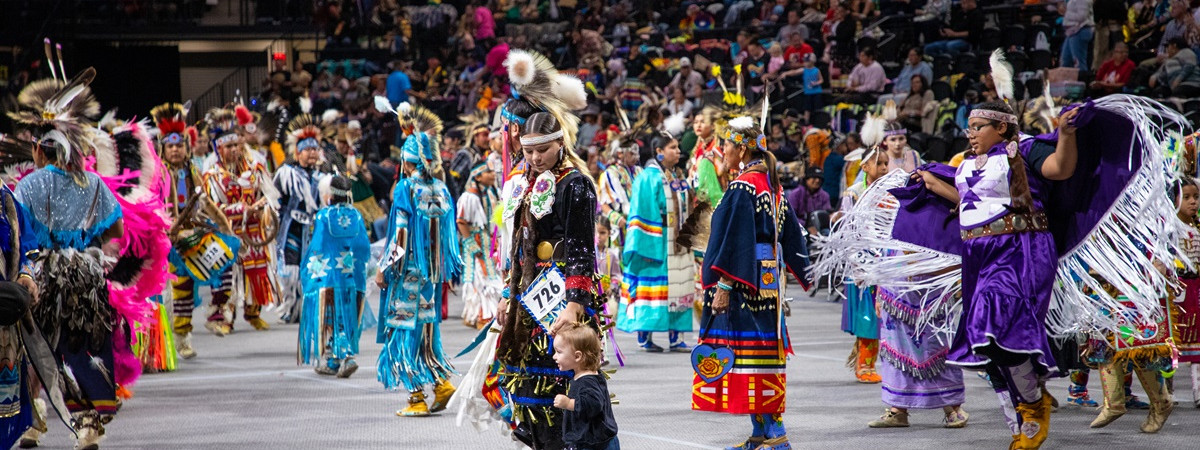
[912,101,1079,449]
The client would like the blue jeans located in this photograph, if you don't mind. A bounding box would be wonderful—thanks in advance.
[1060,26,1094,71]
[924,39,969,58]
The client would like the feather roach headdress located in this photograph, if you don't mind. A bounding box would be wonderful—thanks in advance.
[285,114,324,157]
[375,98,445,178]
[151,102,196,150]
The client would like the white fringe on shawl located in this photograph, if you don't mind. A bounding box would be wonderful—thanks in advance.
[1046,95,1191,336]
[812,169,963,336]
[814,95,1192,338]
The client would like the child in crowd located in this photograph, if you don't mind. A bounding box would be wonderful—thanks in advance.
[553,323,619,450]
[298,175,373,378]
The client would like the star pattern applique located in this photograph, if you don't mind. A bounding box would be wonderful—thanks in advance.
[337,213,352,228]
[336,251,355,274]
[307,255,331,278]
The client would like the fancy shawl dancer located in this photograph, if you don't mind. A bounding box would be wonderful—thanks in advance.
[8,65,125,450]
[200,106,281,335]
[618,131,695,352]
[495,48,600,450]
[694,113,811,450]
[274,114,328,324]
[373,100,463,417]
[817,50,1189,449]
[844,114,969,429]
[298,175,370,377]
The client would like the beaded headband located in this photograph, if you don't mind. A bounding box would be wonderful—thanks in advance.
[883,129,907,137]
[722,128,755,146]
[297,137,321,152]
[163,133,184,145]
[214,133,239,146]
[329,186,350,196]
[519,130,564,146]
[500,106,528,125]
[969,109,1018,125]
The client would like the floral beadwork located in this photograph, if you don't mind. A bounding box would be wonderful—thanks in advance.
[530,170,556,219]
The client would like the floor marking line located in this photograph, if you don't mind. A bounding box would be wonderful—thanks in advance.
[620,430,722,449]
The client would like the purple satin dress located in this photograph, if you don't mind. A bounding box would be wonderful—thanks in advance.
[945,143,1057,373]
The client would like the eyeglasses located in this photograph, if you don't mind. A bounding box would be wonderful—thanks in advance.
[964,123,993,135]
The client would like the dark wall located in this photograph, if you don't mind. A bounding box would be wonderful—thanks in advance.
[73,43,181,118]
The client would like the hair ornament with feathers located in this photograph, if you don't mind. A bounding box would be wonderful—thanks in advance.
[502,49,584,150]
[376,99,443,178]
[989,49,1016,105]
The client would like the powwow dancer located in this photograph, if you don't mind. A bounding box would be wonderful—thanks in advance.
[619,132,695,352]
[9,66,126,450]
[496,48,599,450]
[695,114,811,450]
[374,99,463,417]
[457,160,502,328]
[848,114,968,429]
[151,102,209,360]
[201,106,281,335]
[274,114,328,325]
[298,175,370,378]
[818,50,1190,450]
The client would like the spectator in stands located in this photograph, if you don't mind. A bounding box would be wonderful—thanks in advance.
[788,168,832,234]
[668,57,705,101]
[472,0,495,41]
[1059,0,1095,71]
[777,7,810,42]
[898,75,936,134]
[847,0,876,21]
[826,3,860,72]
[1090,42,1135,96]
[784,31,815,64]
[1150,37,1200,97]
[798,54,824,123]
[842,47,887,104]
[880,0,918,17]
[744,40,772,100]
[724,0,758,28]
[663,86,695,117]
[732,29,754,64]
[386,60,413,106]
[1093,0,1127,71]
[923,0,983,59]
[768,42,787,75]
[879,47,933,105]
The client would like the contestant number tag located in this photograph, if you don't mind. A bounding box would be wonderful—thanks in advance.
[520,267,566,333]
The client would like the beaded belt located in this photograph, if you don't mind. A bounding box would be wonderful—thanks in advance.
[960,211,1048,240]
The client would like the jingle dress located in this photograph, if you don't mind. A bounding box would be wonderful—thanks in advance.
[497,166,601,450]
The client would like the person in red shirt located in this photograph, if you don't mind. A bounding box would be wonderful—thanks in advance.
[783,31,814,64]
[1090,42,1134,97]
